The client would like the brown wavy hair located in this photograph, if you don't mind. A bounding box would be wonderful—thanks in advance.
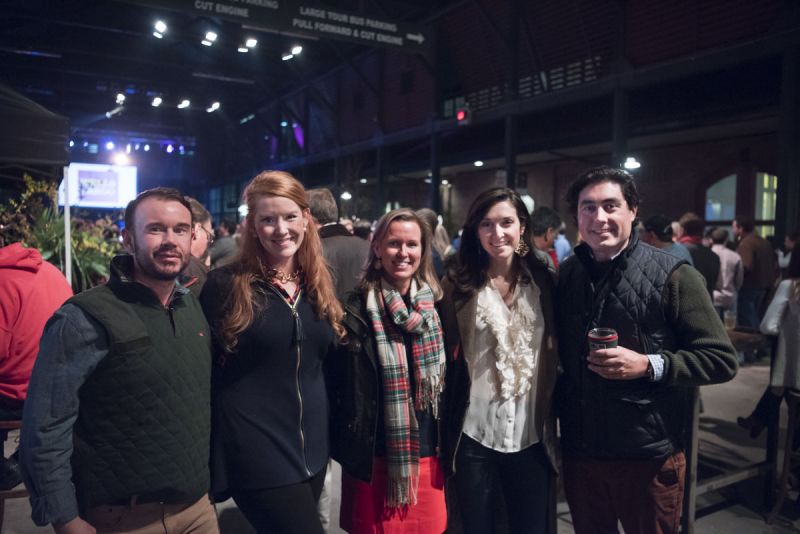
[358,208,442,300]
[218,171,344,355]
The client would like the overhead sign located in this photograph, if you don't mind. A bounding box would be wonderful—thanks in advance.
[122,0,431,54]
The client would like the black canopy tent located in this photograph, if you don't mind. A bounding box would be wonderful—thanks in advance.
[0,84,69,186]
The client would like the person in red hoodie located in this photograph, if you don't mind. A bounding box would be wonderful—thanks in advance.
[0,242,72,489]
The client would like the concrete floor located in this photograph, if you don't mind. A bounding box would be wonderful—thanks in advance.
[4,359,800,533]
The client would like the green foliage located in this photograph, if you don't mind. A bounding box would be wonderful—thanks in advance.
[1,174,121,293]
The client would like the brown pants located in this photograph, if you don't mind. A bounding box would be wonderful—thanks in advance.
[563,452,686,534]
[86,493,219,534]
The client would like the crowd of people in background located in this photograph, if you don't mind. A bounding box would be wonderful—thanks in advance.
[2,164,799,534]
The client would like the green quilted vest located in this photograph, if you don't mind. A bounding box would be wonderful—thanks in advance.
[67,257,211,510]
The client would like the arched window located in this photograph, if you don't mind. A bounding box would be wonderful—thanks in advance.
[705,174,736,222]
[704,171,778,238]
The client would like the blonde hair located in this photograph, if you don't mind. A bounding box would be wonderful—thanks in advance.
[358,208,442,300]
[218,171,344,355]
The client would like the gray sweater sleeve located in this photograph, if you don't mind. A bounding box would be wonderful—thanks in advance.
[660,264,738,386]
[20,304,108,527]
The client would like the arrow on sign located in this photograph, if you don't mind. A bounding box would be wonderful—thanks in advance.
[406,33,425,44]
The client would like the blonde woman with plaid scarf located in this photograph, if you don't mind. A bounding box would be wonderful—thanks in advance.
[327,208,448,533]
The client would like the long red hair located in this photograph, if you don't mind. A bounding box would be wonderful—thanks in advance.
[218,171,344,354]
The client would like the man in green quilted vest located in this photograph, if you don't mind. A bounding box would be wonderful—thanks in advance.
[20,188,218,534]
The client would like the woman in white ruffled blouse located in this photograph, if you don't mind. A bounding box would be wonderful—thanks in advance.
[438,188,559,534]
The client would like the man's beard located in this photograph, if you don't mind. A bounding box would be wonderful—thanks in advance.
[132,241,188,281]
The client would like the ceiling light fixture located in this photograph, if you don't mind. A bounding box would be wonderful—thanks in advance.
[473,160,484,167]
[177,99,190,109]
[105,141,115,150]
[154,20,167,33]
[246,38,257,48]
[115,93,125,104]
[360,178,367,184]
[153,31,163,39]
[151,96,162,107]
[291,45,303,55]
[166,144,174,154]
[624,156,641,170]
[282,53,294,61]
[238,47,249,53]
[201,39,213,46]
[206,101,220,113]
[340,191,352,200]
[144,144,150,152]
[205,31,218,42]
[113,152,130,165]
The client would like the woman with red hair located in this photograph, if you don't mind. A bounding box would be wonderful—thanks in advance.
[201,171,344,534]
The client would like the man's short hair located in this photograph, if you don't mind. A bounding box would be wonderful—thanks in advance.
[566,166,640,216]
[218,219,237,235]
[124,188,192,233]
[530,206,562,237]
[307,188,339,225]
[710,227,729,245]
[734,215,755,233]
[678,212,705,237]
[643,214,674,243]
[185,196,211,225]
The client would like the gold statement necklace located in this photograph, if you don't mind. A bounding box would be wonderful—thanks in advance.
[258,258,301,284]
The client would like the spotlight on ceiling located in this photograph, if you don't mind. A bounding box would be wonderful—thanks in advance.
[291,45,303,55]
[282,53,294,61]
[177,99,190,109]
[153,31,163,39]
[360,178,367,184]
[206,101,220,113]
[441,179,450,185]
[68,140,75,148]
[144,144,150,152]
[340,191,352,200]
[105,141,115,150]
[115,93,125,104]
[154,20,167,33]
[624,156,641,170]
[126,143,131,154]
[113,152,130,165]
[166,144,174,154]
[201,40,213,47]
[473,160,484,167]
[246,38,257,48]
[237,47,249,53]
[280,120,288,127]
[205,31,218,42]
[151,96,162,107]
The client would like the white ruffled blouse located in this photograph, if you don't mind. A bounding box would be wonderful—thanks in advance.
[462,279,545,452]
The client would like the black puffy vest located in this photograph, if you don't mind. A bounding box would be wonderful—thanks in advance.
[556,235,688,460]
[68,256,211,510]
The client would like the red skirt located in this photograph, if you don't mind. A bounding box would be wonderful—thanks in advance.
[340,456,447,534]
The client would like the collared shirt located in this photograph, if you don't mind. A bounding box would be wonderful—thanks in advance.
[20,283,190,527]
[462,280,544,452]
[711,243,743,309]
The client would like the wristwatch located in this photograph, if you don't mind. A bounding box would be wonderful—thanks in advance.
[646,360,655,381]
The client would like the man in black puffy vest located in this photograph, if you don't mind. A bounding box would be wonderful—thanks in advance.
[20,188,218,534]
[556,167,737,534]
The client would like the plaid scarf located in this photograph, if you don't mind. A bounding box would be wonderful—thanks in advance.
[365,279,446,508]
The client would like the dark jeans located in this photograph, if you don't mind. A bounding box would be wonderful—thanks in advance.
[232,467,326,534]
[453,434,551,534]
[737,288,766,329]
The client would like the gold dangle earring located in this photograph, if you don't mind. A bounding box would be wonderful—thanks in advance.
[514,240,530,257]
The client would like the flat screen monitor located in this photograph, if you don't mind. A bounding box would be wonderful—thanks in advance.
[58,163,138,209]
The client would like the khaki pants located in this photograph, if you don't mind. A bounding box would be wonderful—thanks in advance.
[86,493,219,534]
